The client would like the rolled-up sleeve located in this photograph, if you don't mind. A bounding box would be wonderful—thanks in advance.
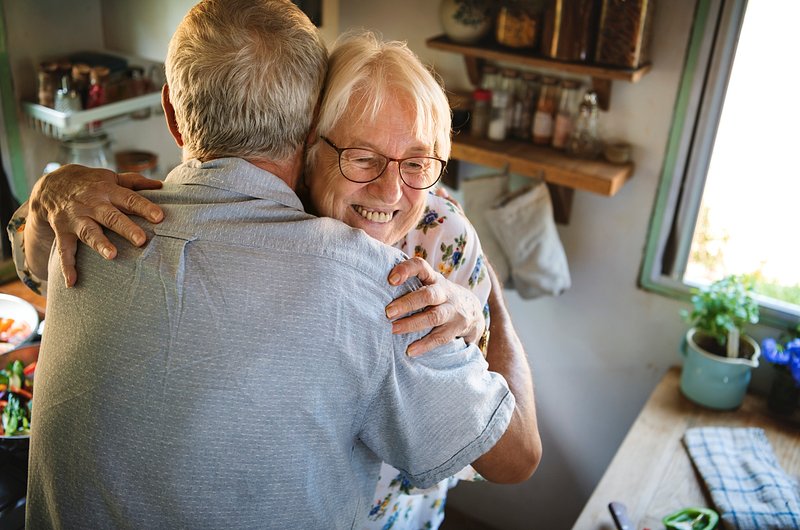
[5,202,47,296]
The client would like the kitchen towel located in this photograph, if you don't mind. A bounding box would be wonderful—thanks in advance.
[484,181,571,299]
[461,174,512,284]
[683,426,800,529]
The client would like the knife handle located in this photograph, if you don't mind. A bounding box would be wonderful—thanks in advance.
[609,501,635,530]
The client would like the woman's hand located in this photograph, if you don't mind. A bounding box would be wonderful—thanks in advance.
[27,164,165,286]
[386,257,485,357]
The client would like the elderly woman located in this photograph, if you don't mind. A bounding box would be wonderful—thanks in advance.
[10,32,535,529]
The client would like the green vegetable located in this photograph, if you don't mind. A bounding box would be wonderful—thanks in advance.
[7,360,23,390]
[2,393,29,436]
[663,507,719,530]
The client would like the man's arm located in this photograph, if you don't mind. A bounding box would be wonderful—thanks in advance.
[471,262,542,483]
[21,165,164,286]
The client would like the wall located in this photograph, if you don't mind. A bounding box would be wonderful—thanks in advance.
[338,1,700,528]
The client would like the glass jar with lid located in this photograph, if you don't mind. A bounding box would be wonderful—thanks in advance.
[513,72,539,140]
[59,133,115,170]
[552,79,582,149]
[566,90,602,159]
[531,76,559,145]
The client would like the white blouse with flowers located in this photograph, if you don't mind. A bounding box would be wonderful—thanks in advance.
[7,191,491,530]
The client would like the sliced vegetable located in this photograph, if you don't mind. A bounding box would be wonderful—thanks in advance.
[663,507,719,530]
[23,360,37,376]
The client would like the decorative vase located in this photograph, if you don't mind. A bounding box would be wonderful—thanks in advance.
[439,0,492,44]
[767,367,800,416]
[680,328,760,410]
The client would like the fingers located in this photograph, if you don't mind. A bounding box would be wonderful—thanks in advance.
[390,298,454,333]
[388,257,437,286]
[406,328,458,357]
[73,216,117,259]
[91,204,147,247]
[55,233,79,288]
[385,282,446,320]
[111,185,164,224]
[117,172,163,191]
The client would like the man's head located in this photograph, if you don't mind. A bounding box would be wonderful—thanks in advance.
[164,0,327,166]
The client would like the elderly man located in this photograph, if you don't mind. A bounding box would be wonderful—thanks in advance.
[16,1,539,528]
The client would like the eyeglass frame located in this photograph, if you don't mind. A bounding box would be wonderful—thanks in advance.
[320,136,447,190]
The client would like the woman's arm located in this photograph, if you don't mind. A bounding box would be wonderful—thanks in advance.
[470,262,541,483]
[21,164,164,286]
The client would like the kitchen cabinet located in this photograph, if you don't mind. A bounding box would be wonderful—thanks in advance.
[426,35,651,223]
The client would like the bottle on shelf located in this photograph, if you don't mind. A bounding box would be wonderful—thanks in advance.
[54,75,82,114]
[500,68,520,138]
[71,63,91,109]
[531,75,559,145]
[487,76,511,141]
[513,71,539,140]
[567,90,602,159]
[87,66,110,132]
[129,67,152,119]
[470,88,492,139]
[481,63,500,93]
[552,79,582,149]
[37,62,58,108]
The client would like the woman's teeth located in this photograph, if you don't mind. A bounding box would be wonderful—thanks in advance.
[354,205,393,224]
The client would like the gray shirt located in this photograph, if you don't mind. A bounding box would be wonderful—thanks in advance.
[26,158,514,529]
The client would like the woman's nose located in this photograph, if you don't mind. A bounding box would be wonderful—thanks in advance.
[370,161,404,203]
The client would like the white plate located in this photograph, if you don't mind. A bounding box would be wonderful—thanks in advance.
[0,293,40,352]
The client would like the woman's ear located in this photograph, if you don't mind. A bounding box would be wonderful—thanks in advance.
[162,84,184,148]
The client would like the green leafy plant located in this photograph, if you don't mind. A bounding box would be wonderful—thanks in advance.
[681,275,760,354]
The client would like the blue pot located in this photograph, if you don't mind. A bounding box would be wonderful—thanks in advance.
[680,328,760,410]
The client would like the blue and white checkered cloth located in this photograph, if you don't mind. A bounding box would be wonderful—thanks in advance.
[683,427,800,529]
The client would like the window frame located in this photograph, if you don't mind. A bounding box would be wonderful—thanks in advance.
[639,0,798,327]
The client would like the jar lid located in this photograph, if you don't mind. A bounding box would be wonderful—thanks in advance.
[115,150,158,172]
[62,133,110,149]
[472,89,492,102]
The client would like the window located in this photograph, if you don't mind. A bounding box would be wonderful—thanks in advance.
[641,0,800,325]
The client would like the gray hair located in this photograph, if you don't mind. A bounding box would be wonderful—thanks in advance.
[307,31,452,167]
[166,0,327,162]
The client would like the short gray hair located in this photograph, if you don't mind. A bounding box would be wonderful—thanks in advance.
[307,31,451,167]
[166,0,327,162]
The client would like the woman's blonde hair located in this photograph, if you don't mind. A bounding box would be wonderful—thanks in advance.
[166,0,327,162]
[307,31,452,167]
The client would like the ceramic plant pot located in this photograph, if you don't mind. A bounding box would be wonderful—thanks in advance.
[440,0,492,44]
[680,327,760,410]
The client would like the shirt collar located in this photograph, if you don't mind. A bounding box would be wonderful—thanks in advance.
[165,157,304,211]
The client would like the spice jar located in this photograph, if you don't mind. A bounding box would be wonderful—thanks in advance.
[552,79,582,149]
[37,62,58,108]
[54,75,82,114]
[71,63,91,109]
[129,67,152,119]
[470,89,492,139]
[496,6,539,49]
[500,68,520,137]
[531,76,559,145]
[567,91,602,159]
[487,77,511,141]
[481,63,500,92]
[513,72,539,140]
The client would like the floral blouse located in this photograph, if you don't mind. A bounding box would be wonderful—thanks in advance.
[6,193,491,530]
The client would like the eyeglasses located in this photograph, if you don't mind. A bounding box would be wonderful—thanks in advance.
[321,136,446,190]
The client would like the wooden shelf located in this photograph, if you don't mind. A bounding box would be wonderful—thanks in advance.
[426,34,651,109]
[451,134,633,197]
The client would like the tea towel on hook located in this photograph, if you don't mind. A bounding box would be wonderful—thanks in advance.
[484,180,571,299]
[461,173,512,284]
[683,426,800,529]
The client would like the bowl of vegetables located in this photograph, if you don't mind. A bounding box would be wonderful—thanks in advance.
[0,293,39,353]
[0,343,37,455]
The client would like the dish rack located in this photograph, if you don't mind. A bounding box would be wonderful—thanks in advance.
[22,91,161,140]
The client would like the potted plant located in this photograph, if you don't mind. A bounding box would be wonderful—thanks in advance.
[679,275,761,410]
[761,324,800,416]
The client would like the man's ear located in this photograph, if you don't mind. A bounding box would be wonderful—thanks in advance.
[162,84,184,147]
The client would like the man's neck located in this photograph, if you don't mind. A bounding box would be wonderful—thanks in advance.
[181,147,303,191]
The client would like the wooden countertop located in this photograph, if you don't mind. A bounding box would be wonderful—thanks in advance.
[0,278,46,317]
[572,366,800,529]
